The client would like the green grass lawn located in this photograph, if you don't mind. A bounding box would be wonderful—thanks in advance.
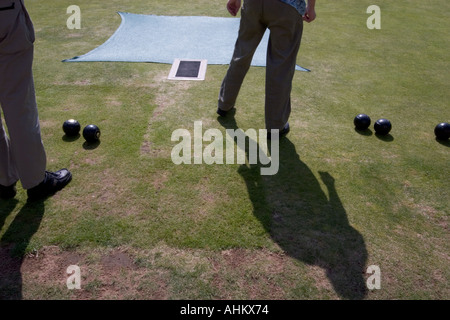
[0,0,448,300]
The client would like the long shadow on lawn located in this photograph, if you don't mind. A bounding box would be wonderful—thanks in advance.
[218,115,368,300]
[0,200,45,299]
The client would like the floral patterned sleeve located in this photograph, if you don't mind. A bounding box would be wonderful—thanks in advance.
[279,0,306,16]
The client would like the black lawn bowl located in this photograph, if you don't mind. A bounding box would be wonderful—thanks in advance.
[63,119,81,136]
[354,114,371,130]
[434,122,450,140]
[83,124,101,143]
[374,118,392,136]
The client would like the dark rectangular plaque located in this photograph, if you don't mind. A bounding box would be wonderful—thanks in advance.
[175,60,201,78]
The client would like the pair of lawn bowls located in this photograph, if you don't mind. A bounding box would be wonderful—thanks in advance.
[63,119,100,142]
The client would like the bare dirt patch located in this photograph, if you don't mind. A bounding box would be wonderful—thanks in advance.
[2,244,306,300]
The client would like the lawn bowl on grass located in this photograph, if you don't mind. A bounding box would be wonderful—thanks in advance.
[63,119,81,136]
[434,122,450,140]
[374,118,392,136]
[83,124,101,143]
[354,114,371,131]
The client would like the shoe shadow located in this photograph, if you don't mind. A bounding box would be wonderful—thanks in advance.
[0,200,45,299]
[0,198,19,236]
[218,116,368,299]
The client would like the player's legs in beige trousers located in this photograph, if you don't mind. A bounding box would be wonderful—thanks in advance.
[0,0,47,189]
[218,0,303,130]
[218,0,266,113]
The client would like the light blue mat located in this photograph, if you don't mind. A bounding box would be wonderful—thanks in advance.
[63,12,310,72]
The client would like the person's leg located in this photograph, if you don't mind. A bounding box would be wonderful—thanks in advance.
[0,3,46,190]
[263,0,303,130]
[1,1,72,201]
[218,0,267,113]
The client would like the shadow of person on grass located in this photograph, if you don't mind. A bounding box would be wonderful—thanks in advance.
[0,199,45,300]
[218,114,368,299]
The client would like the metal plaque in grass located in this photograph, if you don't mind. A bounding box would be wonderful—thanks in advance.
[168,59,207,81]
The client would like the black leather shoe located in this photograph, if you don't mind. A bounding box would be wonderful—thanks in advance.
[217,107,233,117]
[0,182,17,200]
[267,122,290,140]
[27,169,72,201]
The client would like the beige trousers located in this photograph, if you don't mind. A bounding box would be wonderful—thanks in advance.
[0,0,46,189]
[218,0,304,130]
